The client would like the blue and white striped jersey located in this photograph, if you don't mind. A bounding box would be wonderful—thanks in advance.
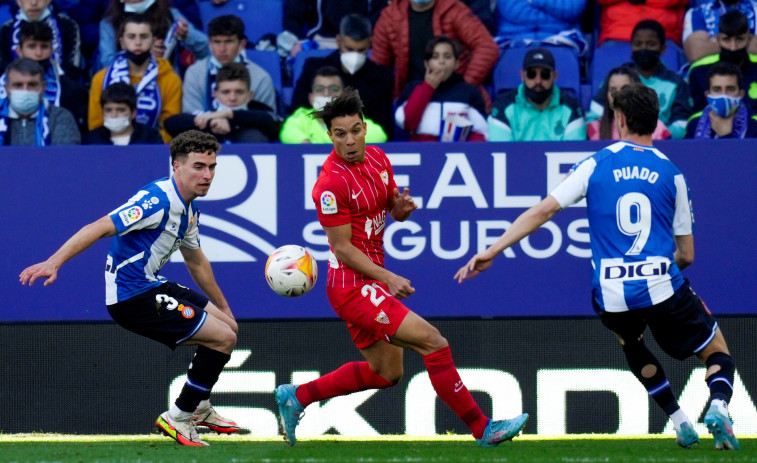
[105,177,200,305]
[550,141,694,312]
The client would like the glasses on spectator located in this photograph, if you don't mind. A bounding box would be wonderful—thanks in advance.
[526,69,552,80]
[313,85,342,94]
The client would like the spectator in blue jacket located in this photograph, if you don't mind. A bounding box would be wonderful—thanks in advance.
[493,0,588,56]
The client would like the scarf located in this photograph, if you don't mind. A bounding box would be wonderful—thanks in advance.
[694,103,749,139]
[0,97,51,146]
[103,51,161,128]
[701,1,756,36]
[0,61,61,106]
[11,8,64,66]
[206,51,251,110]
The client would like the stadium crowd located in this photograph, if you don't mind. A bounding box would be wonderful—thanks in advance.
[0,0,755,146]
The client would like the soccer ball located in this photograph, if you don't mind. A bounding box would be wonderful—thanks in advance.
[264,245,318,297]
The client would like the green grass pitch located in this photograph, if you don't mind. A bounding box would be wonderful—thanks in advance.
[1,434,755,463]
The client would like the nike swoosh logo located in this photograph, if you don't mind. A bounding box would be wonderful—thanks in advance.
[454,384,464,392]
[352,190,363,199]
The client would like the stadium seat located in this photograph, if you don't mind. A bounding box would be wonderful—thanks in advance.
[292,48,334,88]
[0,4,10,27]
[590,41,683,99]
[493,46,581,99]
[199,0,283,45]
[245,49,282,91]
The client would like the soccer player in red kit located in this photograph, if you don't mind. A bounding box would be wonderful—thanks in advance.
[274,89,528,447]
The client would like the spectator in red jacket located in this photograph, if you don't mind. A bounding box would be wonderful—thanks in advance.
[597,0,689,47]
[371,0,499,101]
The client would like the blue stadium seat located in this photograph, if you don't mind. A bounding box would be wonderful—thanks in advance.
[199,0,283,45]
[590,41,682,99]
[0,4,10,27]
[493,46,581,99]
[245,49,282,91]
[292,48,334,88]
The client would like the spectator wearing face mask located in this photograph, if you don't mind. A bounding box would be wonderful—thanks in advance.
[290,13,395,139]
[0,58,80,145]
[588,19,693,139]
[686,61,757,137]
[688,10,757,114]
[85,82,163,145]
[281,65,387,143]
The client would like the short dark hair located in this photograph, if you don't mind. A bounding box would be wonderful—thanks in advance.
[708,61,744,90]
[719,10,749,37]
[170,130,221,163]
[216,62,251,88]
[424,35,461,61]
[339,13,372,41]
[208,15,246,40]
[119,13,154,38]
[631,19,665,45]
[101,82,137,111]
[611,83,659,136]
[310,87,364,131]
[6,57,44,80]
[313,65,341,81]
[18,21,53,46]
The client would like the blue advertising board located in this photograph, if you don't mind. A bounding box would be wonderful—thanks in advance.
[3,140,755,321]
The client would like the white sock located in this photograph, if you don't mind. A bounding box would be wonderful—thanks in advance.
[711,399,729,414]
[169,404,193,421]
[670,409,690,431]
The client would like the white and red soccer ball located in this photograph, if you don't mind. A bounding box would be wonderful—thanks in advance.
[264,245,318,297]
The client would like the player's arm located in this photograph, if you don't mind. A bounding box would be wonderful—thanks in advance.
[19,215,117,287]
[324,223,415,299]
[180,246,235,320]
[674,234,694,270]
[454,196,562,283]
[389,188,418,222]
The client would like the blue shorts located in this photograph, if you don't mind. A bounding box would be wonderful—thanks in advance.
[107,282,209,349]
[594,279,718,360]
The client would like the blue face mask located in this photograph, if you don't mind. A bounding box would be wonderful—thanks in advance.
[412,0,434,4]
[707,94,741,118]
[9,89,41,115]
[124,0,156,14]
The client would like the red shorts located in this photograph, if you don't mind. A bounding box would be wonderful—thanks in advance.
[327,281,410,349]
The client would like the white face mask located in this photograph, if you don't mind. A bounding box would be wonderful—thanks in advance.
[215,101,248,112]
[311,95,332,111]
[104,116,132,134]
[340,51,366,75]
[9,89,41,114]
[123,0,156,14]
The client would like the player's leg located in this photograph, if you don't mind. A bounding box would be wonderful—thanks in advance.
[597,301,698,448]
[697,329,739,450]
[391,311,528,446]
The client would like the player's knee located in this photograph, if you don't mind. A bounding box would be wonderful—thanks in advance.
[705,352,734,381]
[373,364,403,385]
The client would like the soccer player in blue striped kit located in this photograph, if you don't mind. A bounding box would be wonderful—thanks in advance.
[20,130,240,446]
[455,83,740,450]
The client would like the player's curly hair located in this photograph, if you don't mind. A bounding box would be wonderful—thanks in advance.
[170,130,221,163]
[310,87,364,131]
[610,83,658,136]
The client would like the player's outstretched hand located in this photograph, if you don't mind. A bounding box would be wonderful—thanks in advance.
[454,253,494,283]
[19,261,58,287]
[392,188,418,220]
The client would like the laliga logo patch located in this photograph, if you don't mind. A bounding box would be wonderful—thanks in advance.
[320,191,337,214]
[178,304,195,319]
[119,205,143,226]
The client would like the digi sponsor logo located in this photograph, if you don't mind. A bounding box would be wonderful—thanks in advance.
[320,191,337,214]
[602,259,670,281]
[119,205,143,226]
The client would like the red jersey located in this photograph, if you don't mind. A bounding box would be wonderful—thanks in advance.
[312,145,398,288]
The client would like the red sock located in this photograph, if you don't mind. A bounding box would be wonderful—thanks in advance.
[295,361,393,407]
[423,346,489,439]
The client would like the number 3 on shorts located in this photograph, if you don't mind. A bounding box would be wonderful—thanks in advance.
[155,294,179,310]
[361,283,391,307]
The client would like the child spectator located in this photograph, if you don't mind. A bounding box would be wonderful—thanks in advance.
[395,36,487,141]
[686,61,757,138]
[85,82,163,145]
[0,0,82,80]
[89,14,182,143]
[165,63,281,143]
[281,65,387,143]
[588,66,671,140]
[98,0,209,73]
[0,58,80,145]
